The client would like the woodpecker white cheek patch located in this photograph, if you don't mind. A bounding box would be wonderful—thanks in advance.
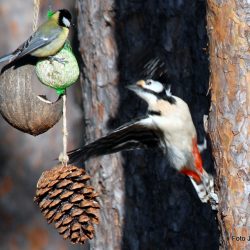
[145,80,164,93]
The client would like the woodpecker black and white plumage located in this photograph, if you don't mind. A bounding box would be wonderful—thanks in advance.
[68,79,218,209]
[0,9,72,64]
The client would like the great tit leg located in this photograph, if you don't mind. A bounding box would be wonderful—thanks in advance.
[48,56,68,65]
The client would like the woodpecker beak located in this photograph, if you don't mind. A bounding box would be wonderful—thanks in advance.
[126,80,145,92]
[136,80,146,88]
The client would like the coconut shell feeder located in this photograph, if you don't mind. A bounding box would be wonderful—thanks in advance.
[0,62,63,136]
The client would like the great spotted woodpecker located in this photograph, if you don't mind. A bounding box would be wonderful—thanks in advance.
[68,79,218,209]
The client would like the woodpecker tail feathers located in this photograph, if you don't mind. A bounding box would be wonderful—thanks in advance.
[189,170,218,210]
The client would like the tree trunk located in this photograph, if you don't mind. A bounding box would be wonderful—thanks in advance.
[77,0,219,249]
[207,1,250,249]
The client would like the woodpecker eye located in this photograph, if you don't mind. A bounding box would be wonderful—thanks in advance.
[146,80,152,85]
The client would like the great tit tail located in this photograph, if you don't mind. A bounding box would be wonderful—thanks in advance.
[0,53,15,64]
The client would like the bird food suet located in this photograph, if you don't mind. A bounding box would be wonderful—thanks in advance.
[35,42,79,95]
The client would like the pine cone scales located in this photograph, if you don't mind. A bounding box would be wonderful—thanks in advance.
[34,165,100,244]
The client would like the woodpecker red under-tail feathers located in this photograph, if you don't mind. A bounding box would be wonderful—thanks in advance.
[68,79,218,209]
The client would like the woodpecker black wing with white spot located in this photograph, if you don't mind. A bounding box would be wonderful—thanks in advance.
[68,117,162,163]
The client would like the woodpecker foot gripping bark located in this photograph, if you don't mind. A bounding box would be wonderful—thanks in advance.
[197,137,207,153]
[209,192,219,210]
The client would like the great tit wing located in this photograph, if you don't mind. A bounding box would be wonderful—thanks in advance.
[68,116,162,163]
[13,25,61,59]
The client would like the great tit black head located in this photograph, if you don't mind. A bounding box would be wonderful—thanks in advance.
[56,9,72,28]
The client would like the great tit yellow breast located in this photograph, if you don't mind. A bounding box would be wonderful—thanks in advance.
[31,27,69,57]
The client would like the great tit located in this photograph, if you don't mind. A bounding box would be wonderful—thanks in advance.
[0,9,72,64]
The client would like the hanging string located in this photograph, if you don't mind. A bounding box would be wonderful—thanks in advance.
[33,0,40,31]
[59,94,69,166]
[32,0,69,165]
[48,0,53,13]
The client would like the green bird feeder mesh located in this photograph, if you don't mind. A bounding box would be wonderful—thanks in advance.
[35,42,80,95]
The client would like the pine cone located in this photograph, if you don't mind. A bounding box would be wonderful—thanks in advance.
[34,165,100,244]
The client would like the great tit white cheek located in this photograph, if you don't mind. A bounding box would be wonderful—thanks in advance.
[62,17,70,27]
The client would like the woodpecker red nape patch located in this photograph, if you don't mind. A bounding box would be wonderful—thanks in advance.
[192,138,203,174]
[180,168,201,183]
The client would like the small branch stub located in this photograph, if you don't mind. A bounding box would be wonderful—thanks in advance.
[34,165,100,244]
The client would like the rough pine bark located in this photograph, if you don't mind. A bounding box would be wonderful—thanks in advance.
[77,0,219,249]
[207,1,250,249]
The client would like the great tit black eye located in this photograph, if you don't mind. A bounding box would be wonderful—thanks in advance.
[146,80,152,85]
